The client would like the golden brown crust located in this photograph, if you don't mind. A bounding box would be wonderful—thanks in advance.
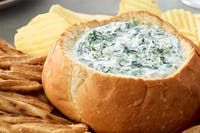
[0,70,41,82]
[42,11,200,133]
[10,64,43,73]
[0,39,25,56]
[42,44,81,121]
[0,80,42,92]
[0,55,29,68]
[10,123,88,133]
[0,91,53,112]
[0,113,88,133]
[24,56,47,65]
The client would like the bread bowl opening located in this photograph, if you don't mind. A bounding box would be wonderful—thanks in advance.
[72,21,190,79]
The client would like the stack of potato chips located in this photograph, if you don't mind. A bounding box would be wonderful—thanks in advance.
[15,1,200,57]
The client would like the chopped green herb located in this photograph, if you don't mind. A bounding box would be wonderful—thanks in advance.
[73,21,186,79]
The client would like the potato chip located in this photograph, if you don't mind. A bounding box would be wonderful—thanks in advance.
[179,29,198,44]
[49,4,111,23]
[15,13,69,57]
[15,5,110,57]
[194,14,200,46]
[162,9,196,32]
[49,5,85,24]
[118,0,161,15]
[162,9,199,45]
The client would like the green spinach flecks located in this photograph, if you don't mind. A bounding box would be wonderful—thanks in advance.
[73,21,186,79]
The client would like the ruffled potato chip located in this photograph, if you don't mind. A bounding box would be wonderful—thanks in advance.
[49,5,110,23]
[194,14,200,46]
[179,29,198,45]
[118,0,161,15]
[162,9,199,46]
[15,5,110,57]
[15,13,69,57]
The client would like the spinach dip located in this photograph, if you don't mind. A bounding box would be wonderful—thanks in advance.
[73,21,186,79]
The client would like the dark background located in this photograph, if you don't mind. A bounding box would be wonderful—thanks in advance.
[0,0,200,44]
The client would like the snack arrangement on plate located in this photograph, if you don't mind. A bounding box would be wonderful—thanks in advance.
[0,40,88,132]
[0,0,200,132]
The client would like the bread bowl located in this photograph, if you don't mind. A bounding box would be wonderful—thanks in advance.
[42,11,200,133]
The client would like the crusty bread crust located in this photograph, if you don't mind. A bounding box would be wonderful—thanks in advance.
[42,11,200,133]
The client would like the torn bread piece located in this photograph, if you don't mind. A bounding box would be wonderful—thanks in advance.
[0,111,88,133]
[0,80,42,92]
[0,70,41,82]
[0,39,25,56]
[10,64,43,73]
[0,91,52,112]
[23,56,46,65]
[10,123,87,133]
[0,91,71,124]
[0,55,29,68]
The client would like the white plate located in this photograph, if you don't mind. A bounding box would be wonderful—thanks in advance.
[0,0,20,9]
[181,0,200,9]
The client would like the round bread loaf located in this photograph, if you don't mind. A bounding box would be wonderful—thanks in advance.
[42,11,200,133]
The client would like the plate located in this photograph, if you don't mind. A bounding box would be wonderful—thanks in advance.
[181,0,200,9]
[0,0,20,9]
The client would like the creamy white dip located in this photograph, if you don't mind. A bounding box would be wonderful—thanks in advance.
[73,21,186,79]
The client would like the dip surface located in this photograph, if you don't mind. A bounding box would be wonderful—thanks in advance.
[73,21,186,79]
